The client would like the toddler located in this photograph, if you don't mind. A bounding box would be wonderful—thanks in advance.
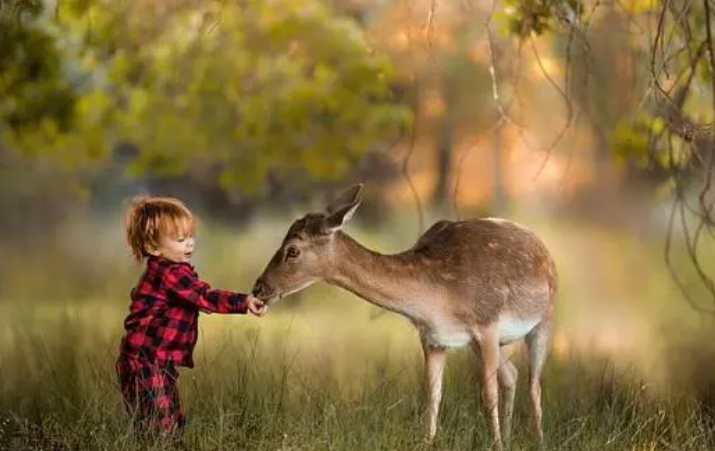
[116,196,265,438]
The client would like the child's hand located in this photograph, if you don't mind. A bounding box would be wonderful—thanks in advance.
[246,295,267,317]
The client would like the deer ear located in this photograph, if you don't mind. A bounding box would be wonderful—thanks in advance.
[326,183,363,215]
[324,202,360,233]
[324,184,363,233]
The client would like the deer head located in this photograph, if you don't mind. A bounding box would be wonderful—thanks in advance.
[252,183,364,305]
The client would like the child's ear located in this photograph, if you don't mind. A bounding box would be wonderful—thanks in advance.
[145,245,161,257]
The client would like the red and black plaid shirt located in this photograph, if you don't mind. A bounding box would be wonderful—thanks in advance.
[119,256,248,368]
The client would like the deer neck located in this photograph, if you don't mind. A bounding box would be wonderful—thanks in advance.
[325,232,425,315]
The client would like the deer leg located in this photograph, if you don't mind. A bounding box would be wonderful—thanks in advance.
[471,327,503,451]
[498,349,518,447]
[525,315,553,447]
[423,343,447,441]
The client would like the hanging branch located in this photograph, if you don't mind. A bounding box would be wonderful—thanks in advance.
[647,0,715,312]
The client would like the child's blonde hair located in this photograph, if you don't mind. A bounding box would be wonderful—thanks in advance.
[125,196,196,261]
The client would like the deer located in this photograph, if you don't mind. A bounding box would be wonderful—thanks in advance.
[251,183,558,450]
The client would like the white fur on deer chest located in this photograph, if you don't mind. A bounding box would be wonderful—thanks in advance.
[405,303,471,348]
[423,320,472,348]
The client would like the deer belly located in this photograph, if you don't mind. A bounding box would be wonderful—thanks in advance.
[497,315,540,344]
[422,321,472,348]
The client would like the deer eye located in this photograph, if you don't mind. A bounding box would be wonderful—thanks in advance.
[285,246,301,259]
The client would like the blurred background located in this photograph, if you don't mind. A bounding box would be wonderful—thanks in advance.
[2,0,715,448]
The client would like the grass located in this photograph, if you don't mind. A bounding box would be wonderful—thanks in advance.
[1,210,715,450]
[1,304,715,451]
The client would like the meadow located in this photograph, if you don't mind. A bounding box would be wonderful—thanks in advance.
[1,209,715,451]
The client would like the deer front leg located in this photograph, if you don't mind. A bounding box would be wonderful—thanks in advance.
[422,343,447,441]
[472,327,503,451]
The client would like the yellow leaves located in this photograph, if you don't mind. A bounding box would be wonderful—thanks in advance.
[302,144,349,179]
[71,90,112,163]
[38,117,60,140]
[6,114,110,173]
[151,42,174,66]
[613,110,671,165]
[5,119,59,158]
[107,50,129,83]
[651,117,665,135]
[127,88,149,116]
[613,112,695,184]
[74,88,110,125]
[223,85,241,105]
[492,9,522,38]
[254,0,283,29]
[313,63,337,86]
[79,50,99,72]
[625,0,656,15]
[614,120,649,165]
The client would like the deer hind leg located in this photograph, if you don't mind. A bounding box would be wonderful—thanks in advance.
[525,315,553,447]
[422,343,447,441]
[471,326,503,451]
[497,349,518,447]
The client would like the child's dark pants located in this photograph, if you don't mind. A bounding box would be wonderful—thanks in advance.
[116,356,185,438]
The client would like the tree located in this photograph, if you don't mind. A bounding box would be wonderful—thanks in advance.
[1,0,412,196]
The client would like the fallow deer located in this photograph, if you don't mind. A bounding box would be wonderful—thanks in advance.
[252,184,558,450]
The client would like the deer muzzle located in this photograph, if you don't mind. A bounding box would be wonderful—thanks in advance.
[251,277,277,303]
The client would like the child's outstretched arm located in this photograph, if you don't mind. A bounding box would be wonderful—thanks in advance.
[164,263,264,315]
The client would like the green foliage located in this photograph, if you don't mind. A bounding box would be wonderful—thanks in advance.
[611,113,695,177]
[1,4,68,153]
[607,0,715,181]
[612,114,655,168]
[1,0,411,193]
[115,0,409,191]
[497,0,585,38]
[1,0,117,168]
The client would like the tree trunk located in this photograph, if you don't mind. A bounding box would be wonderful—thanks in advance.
[492,123,506,215]
[432,113,453,211]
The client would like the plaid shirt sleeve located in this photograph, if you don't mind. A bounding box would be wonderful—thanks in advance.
[164,263,248,314]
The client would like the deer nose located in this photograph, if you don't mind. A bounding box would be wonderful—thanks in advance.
[252,278,267,297]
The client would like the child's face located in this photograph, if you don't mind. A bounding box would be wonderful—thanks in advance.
[150,232,195,263]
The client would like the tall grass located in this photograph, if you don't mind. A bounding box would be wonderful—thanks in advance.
[1,210,715,450]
